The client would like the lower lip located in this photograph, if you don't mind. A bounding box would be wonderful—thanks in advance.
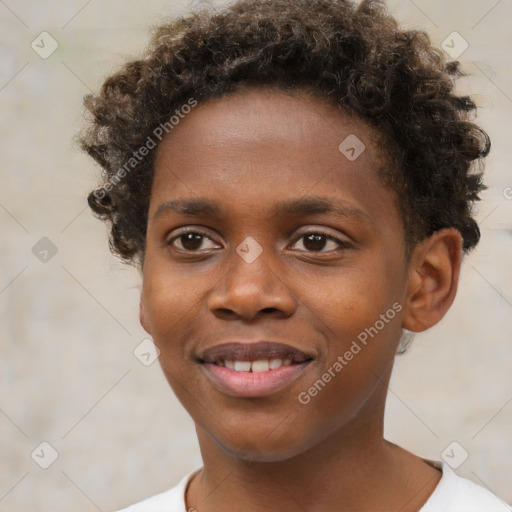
[201,362,312,398]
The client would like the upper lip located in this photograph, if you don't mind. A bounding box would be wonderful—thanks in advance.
[198,341,314,364]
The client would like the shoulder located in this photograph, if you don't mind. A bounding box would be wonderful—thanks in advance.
[420,461,511,512]
[114,470,198,512]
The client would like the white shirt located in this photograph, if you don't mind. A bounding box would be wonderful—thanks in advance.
[115,460,510,512]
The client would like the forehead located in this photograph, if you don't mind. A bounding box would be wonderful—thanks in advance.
[155,87,385,163]
[150,87,396,225]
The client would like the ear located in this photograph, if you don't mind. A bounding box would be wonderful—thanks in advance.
[402,228,462,333]
[139,294,151,335]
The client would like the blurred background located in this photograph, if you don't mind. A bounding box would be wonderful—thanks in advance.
[1,0,511,510]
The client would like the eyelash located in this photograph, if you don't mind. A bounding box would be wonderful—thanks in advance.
[292,232,352,252]
[167,228,220,251]
[167,228,351,253]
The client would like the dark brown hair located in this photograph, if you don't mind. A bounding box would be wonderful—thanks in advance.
[80,0,489,267]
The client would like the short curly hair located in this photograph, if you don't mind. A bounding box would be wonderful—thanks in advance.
[80,0,489,267]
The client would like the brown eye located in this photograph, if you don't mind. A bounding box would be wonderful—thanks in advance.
[168,231,219,251]
[290,232,350,253]
[303,234,327,251]
[177,233,204,250]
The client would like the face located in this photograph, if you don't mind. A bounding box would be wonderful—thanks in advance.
[140,87,410,461]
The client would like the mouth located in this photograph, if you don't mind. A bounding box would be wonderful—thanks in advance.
[197,341,314,398]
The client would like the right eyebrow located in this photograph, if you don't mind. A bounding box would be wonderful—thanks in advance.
[152,198,221,222]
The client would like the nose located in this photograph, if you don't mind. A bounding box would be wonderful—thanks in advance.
[207,246,297,321]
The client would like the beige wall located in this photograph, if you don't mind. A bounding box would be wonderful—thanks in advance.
[1,1,511,510]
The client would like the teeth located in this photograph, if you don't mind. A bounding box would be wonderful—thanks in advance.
[234,361,251,372]
[269,358,283,369]
[221,358,288,372]
[251,359,270,373]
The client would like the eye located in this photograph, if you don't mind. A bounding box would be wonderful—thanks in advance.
[289,232,350,253]
[167,229,220,252]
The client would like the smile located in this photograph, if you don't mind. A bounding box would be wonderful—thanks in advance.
[217,358,293,372]
[198,341,314,398]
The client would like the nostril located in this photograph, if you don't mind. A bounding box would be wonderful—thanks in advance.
[261,307,279,314]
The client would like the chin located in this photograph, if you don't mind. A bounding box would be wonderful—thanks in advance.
[221,438,309,463]
[206,417,324,464]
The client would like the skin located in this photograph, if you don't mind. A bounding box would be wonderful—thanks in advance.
[140,87,462,512]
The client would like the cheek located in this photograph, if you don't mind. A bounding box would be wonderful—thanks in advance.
[141,261,206,352]
[143,253,207,314]
[304,257,402,339]
[142,271,204,395]
[298,254,404,403]
[293,302,402,447]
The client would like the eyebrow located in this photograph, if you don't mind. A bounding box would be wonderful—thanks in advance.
[153,198,220,220]
[272,197,372,224]
[152,196,372,224]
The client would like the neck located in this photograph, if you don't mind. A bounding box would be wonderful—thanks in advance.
[185,370,441,512]
[197,424,388,509]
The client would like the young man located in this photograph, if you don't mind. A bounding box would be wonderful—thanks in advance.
[80,0,508,510]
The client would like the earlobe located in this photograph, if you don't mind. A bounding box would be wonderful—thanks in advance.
[402,228,462,333]
[139,295,151,334]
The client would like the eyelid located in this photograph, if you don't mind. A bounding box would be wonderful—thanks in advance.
[166,226,221,249]
[288,228,353,251]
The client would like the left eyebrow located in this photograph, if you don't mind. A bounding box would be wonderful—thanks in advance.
[271,197,373,225]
